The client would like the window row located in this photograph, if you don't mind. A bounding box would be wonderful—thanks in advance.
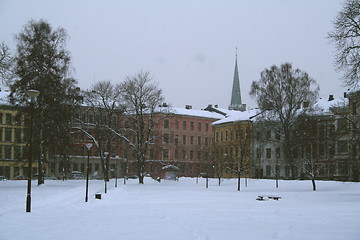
[216,128,250,142]
[163,119,210,132]
[163,134,210,145]
[149,148,209,161]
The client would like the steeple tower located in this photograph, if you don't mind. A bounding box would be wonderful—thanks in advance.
[229,49,245,111]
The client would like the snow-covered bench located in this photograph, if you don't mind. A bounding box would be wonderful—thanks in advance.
[256,196,281,201]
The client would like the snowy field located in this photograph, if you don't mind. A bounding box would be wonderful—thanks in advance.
[0,178,359,240]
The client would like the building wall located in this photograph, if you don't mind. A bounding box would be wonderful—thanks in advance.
[0,105,38,179]
[48,107,220,179]
[213,120,252,178]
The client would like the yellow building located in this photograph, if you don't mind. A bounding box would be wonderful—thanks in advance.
[212,110,256,178]
[0,102,36,179]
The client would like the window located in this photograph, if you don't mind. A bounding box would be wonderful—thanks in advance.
[197,151,201,160]
[197,136,201,145]
[81,163,85,173]
[275,131,280,140]
[175,149,179,159]
[95,163,99,171]
[15,129,21,142]
[337,118,348,131]
[225,131,228,141]
[163,119,169,128]
[319,125,325,138]
[191,122,194,130]
[328,124,335,136]
[175,120,179,129]
[163,149,169,159]
[266,165,271,176]
[183,135,186,145]
[5,114,12,125]
[205,137,208,146]
[0,113,2,124]
[149,149,154,159]
[73,163,78,171]
[230,131,234,141]
[338,162,349,175]
[329,144,335,158]
[266,130,271,140]
[198,122,201,131]
[175,135,179,144]
[266,148,272,159]
[337,140,348,153]
[285,166,290,177]
[190,150,194,160]
[276,148,281,158]
[190,136,194,144]
[216,132,219,142]
[205,123,209,132]
[163,134,170,143]
[5,128,12,142]
[319,144,325,157]
[182,150,186,160]
[183,121,187,130]
[4,145,11,159]
[14,146,21,159]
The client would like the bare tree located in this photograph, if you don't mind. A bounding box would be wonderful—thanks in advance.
[120,71,166,184]
[328,0,360,87]
[0,42,14,85]
[73,81,124,191]
[250,63,319,178]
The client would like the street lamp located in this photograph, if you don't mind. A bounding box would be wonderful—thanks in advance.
[25,89,40,213]
[115,156,120,188]
[104,151,109,193]
[85,143,93,202]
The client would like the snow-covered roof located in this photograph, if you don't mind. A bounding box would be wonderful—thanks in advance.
[170,107,224,119]
[347,83,360,94]
[312,97,348,115]
[212,109,260,125]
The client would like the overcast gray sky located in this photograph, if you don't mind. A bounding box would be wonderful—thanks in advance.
[0,0,347,109]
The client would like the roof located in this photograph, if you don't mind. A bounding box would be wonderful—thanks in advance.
[312,97,348,115]
[170,107,224,119]
[212,109,259,125]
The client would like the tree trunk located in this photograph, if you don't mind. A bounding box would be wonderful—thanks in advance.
[312,178,316,191]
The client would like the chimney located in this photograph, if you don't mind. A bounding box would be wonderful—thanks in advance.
[185,105,192,110]
[162,103,168,107]
[214,104,218,108]
[303,101,309,108]
[328,95,334,101]
[344,92,347,98]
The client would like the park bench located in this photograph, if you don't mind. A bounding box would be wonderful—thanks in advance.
[256,196,281,201]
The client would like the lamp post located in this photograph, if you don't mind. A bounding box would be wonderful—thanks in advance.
[85,143,93,202]
[104,151,109,193]
[25,89,40,213]
[123,158,128,185]
[115,156,120,188]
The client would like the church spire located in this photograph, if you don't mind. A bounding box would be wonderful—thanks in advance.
[229,49,245,111]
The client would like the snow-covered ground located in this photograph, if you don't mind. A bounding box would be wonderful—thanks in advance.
[0,178,359,240]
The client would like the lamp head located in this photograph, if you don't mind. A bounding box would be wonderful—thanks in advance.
[85,143,93,150]
[25,89,40,99]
